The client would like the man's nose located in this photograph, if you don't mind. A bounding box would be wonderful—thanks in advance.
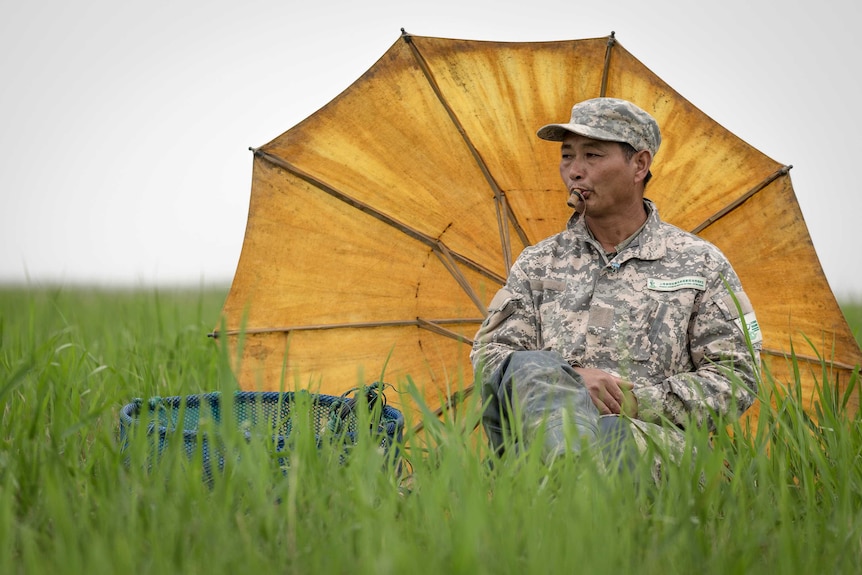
[564,159,584,180]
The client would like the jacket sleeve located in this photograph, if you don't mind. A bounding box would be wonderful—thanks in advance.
[470,262,540,385]
[633,264,762,431]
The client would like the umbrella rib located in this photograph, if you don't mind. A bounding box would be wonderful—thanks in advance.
[209,317,480,345]
[494,193,514,272]
[409,385,478,434]
[691,165,792,235]
[433,241,490,317]
[761,347,858,372]
[253,149,506,288]
[600,31,616,96]
[400,31,531,269]
[415,317,475,345]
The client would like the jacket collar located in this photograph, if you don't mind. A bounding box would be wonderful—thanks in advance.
[566,198,666,261]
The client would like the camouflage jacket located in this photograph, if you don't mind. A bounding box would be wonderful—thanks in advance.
[470,199,762,430]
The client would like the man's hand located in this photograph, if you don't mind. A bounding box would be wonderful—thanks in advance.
[573,367,638,418]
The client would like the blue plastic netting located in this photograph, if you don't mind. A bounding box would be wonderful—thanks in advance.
[118,387,403,482]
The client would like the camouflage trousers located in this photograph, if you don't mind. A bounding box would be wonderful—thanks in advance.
[481,350,685,479]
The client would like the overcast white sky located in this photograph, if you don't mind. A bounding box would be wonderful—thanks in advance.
[2,1,860,299]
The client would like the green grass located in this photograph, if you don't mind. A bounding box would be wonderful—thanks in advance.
[2,287,861,574]
[841,299,862,349]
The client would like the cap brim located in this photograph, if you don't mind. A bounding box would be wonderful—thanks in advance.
[536,123,626,144]
[536,124,571,141]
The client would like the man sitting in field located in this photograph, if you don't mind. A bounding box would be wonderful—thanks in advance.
[470,97,762,471]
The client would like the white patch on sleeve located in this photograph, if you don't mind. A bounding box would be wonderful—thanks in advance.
[735,311,763,344]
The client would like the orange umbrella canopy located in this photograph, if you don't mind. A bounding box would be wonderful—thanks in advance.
[214,32,860,426]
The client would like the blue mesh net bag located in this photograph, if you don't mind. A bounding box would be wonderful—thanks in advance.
[118,384,403,482]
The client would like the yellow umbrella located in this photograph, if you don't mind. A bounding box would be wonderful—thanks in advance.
[212,31,860,429]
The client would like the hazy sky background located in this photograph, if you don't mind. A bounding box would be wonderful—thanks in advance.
[2,1,860,299]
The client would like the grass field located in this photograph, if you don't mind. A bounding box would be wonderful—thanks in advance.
[1,286,860,574]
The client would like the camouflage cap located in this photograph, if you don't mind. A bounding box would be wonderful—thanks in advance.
[537,97,661,157]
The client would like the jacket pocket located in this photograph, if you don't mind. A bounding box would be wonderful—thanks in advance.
[481,288,517,333]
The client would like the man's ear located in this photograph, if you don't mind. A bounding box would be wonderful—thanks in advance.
[633,149,652,182]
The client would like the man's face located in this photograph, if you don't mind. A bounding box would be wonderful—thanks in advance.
[558,133,646,217]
